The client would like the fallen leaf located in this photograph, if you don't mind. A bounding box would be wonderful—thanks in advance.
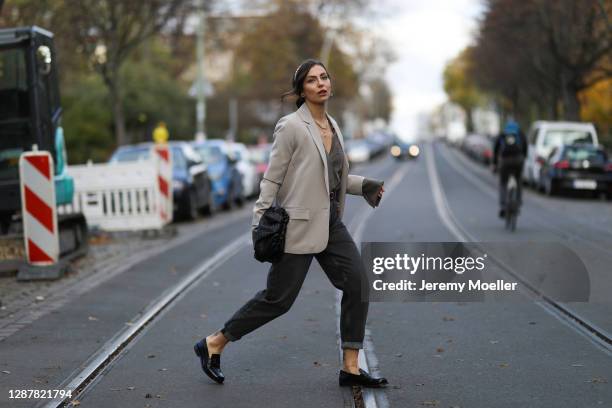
[499,363,509,368]
[436,347,444,353]
[70,400,81,406]
[586,377,607,384]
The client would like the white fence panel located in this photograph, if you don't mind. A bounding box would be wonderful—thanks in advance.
[59,160,171,231]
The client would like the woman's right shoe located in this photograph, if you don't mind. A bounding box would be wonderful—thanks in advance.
[194,338,225,384]
[339,368,388,388]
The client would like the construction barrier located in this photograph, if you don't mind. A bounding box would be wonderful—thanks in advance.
[153,144,173,223]
[19,150,59,265]
[59,147,173,232]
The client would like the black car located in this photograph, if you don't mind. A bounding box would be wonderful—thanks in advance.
[539,144,612,198]
[110,142,214,220]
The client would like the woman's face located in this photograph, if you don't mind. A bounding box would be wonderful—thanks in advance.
[301,64,331,105]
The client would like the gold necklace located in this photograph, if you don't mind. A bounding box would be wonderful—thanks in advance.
[314,119,328,130]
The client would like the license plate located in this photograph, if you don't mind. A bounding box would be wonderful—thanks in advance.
[573,179,597,189]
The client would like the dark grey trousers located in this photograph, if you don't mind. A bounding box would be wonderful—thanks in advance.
[220,198,370,349]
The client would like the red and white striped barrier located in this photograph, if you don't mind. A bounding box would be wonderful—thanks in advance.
[19,150,59,265]
[152,144,173,223]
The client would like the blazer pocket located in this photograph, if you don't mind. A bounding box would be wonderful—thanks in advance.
[286,208,310,220]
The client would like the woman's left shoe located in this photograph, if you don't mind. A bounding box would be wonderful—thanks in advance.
[194,338,225,384]
[339,368,388,388]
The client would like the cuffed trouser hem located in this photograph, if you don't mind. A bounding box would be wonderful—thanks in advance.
[341,341,363,350]
[220,327,238,341]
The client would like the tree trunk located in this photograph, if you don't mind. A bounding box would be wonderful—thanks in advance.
[562,85,581,121]
[108,78,127,146]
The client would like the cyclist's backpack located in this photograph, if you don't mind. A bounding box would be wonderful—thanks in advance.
[499,132,523,157]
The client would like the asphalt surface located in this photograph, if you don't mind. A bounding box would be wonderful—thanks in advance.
[0,141,610,407]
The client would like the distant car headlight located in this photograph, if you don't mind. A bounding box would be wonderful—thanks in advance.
[390,145,401,157]
[172,180,186,191]
[408,145,420,157]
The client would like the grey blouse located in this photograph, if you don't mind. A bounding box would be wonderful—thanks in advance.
[325,124,344,194]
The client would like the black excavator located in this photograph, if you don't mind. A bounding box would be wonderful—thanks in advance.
[0,26,88,276]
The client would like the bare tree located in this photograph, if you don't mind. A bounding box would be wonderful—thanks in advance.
[64,0,190,146]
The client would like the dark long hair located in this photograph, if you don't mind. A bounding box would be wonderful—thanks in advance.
[281,59,331,108]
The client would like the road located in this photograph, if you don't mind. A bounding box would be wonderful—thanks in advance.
[0,141,610,408]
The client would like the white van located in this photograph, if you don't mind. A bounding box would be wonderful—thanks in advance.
[523,121,599,188]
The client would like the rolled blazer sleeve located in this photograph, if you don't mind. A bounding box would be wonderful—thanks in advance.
[251,116,295,227]
[347,174,384,208]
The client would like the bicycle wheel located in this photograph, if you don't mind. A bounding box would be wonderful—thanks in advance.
[505,186,518,231]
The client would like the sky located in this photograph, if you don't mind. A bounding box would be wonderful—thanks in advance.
[375,0,484,137]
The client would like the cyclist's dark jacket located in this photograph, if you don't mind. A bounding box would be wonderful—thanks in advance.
[493,130,528,167]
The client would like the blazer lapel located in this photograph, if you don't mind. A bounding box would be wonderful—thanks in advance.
[297,103,329,194]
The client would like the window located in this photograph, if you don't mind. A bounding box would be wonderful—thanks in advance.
[0,47,29,121]
[543,130,594,147]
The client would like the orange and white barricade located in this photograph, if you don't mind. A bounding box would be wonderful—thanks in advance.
[19,150,59,265]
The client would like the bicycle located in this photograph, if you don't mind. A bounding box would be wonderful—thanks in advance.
[504,174,519,231]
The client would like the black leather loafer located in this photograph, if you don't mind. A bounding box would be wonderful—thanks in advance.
[194,338,224,384]
[339,368,388,388]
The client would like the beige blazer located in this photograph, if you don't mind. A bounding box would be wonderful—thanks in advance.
[252,102,380,254]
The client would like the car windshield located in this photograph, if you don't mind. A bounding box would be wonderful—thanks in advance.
[195,145,223,165]
[255,148,271,163]
[543,130,594,147]
[564,147,606,164]
[111,147,151,162]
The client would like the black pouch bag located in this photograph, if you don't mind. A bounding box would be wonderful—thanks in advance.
[252,206,290,263]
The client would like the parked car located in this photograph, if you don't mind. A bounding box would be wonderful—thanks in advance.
[390,137,420,160]
[248,143,271,186]
[227,142,259,198]
[346,139,371,164]
[364,132,392,158]
[523,121,599,189]
[462,134,493,164]
[539,143,612,198]
[192,139,244,210]
[109,142,214,220]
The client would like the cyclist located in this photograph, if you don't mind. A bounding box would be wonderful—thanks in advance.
[492,120,527,218]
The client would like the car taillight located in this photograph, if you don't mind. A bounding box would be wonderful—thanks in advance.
[554,160,570,169]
